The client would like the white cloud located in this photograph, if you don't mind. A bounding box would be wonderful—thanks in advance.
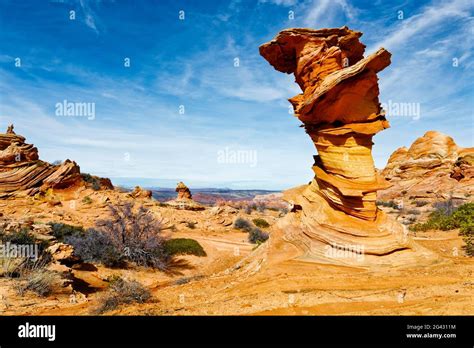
[370,0,474,52]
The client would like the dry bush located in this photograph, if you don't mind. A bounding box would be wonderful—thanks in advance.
[66,203,169,269]
[95,277,151,314]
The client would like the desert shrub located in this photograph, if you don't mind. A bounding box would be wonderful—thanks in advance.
[452,203,474,235]
[244,205,252,215]
[410,203,474,234]
[164,238,206,257]
[186,221,196,229]
[96,277,151,314]
[1,251,51,279]
[66,203,169,269]
[432,199,458,215]
[248,228,269,244]
[252,218,270,228]
[16,269,60,297]
[0,228,36,245]
[256,202,266,213]
[376,200,397,208]
[234,217,252,232]
[49,222,84,241]
[405,209,421,215]
[82,173,101,191]
[463,237,474,257]
[414,200,429,207]
[82,196,92,204]
[66,229,124,267]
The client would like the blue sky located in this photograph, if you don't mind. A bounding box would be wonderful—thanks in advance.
[0,0,472,190]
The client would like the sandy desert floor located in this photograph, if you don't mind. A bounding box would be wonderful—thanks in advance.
[0,188,472,316]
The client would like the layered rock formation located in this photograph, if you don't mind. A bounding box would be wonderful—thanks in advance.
[379,131,474,200]
[128,186,152,199]
[259,27,434,267]
[166,182,204,211]
[0,126,81,197]
[176,181,192,200]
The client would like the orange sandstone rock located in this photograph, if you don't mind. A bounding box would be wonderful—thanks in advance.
[259,27,435,267]
[0,126,82,197]
[379,131,474,200]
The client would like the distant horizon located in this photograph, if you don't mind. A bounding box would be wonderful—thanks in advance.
[1,0,472,190]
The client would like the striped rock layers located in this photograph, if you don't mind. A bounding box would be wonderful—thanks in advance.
[259,27,434,266]
[379,131,474,200]
[0,127,81,197]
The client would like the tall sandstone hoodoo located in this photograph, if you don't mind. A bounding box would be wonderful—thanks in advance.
[0,125,81,197]
[258,27,434,267]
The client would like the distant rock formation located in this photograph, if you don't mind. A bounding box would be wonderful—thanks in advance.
[379,131,473,200]
[166,182,204,211]
[0,126,82,197]
[128,185,152,199]
[176,181,192,200]
[259,27,434,267]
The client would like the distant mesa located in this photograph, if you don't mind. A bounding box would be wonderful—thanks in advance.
[258,26,435,267]
[379,131,473,201]
[0,124,111,197]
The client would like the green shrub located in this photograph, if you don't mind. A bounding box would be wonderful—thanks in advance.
[463,236,474,257]
[82,173,101,191]
[410,203,474,236]
[0,228,36,245]
[49,222,84,241]
[164,238,206,257]
[234,217,252,232]
[82,196,93,204]
[252,218,270,228]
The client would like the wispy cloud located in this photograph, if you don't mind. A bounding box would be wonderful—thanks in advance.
[370,0,474,52]
[79,0,100,34]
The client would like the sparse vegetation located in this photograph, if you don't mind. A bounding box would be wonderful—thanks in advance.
[414,200,429,207]
[252,218,270,228]
[16,269,60,297]
[405,209,421,215]
[82,196,93,204]
[248,227,269,244]
[376,200,397,208]
[49,222,85,241]
[234,217,253,232]
[96,277,151,314]
[81,173,101,191]
[410,202,473,257]
[0,227,36,245]
[186,221,196,229]
[410,201,470,232]
[66,203,170,269]
[164,238,206,257]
